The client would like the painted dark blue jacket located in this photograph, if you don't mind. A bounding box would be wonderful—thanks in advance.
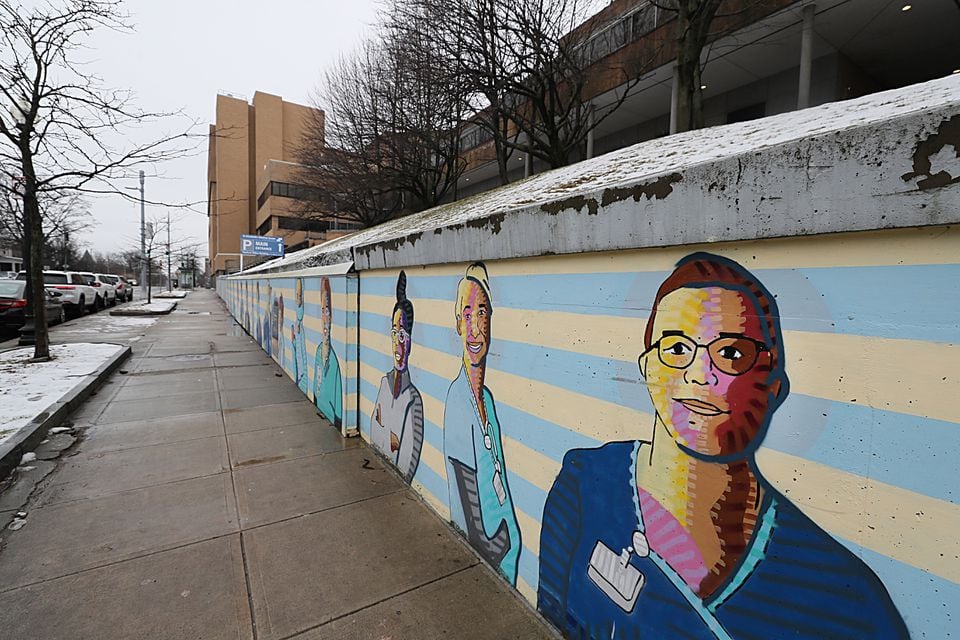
[537,441,909,640]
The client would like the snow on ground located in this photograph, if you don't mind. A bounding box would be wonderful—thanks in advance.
[111,301,177,315]
[0,343,125,443]
[134,301,176,312]
[53,314,158,335]
[153,290,188,299]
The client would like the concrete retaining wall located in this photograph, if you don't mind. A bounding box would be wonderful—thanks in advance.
[217,76,960,639]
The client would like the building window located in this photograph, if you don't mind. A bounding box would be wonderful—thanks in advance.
[257,181,325,210]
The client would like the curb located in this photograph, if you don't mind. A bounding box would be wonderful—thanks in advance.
[110,301,177,316]
[0,344,132,483]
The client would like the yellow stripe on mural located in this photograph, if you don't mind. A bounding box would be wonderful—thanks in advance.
[517,576,537,604]
[362,294,957,423]
[412,478,450,520]
[757,448,960,584]
[516,509,544,558]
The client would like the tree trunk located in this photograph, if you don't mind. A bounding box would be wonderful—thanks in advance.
[23,184,50,359]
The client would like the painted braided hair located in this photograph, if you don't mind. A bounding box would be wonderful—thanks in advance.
[393,270,414,333]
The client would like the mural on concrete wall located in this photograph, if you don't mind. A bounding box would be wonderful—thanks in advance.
[536,253,907,639]
[291,278,309,395]
[224,226,958,640]
[371,271,424,482]
[261,281,272,356]
[314,277,343,429]
[443,262,522,585]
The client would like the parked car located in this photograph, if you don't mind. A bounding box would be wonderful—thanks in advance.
[16,270,98,318]
[78,272,115,308]
[0,280,66,331]
[118,275,133,301]
[97,273,128,303]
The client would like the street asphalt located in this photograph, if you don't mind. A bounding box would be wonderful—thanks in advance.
[0,289,555,640]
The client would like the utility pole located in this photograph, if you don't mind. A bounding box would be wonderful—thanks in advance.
[139,170,146,289]
[166,209,171,290]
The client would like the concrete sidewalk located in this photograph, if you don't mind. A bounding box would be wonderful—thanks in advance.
[0,290,554,640]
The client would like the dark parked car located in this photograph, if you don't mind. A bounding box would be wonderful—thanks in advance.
[0,281,66,331]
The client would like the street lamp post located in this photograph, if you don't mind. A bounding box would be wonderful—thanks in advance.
[139,170,146,291]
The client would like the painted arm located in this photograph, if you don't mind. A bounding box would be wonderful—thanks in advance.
[537,451,583,633]
[332,358,343,429]
[397,392,424,483]
[448,458,512,568]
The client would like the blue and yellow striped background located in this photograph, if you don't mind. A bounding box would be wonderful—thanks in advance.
[221,225,959,638]
[355,226,959,638]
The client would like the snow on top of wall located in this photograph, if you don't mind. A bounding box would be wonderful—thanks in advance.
[242,74,960,275]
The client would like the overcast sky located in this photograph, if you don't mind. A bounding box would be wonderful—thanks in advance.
[78,0,380,258]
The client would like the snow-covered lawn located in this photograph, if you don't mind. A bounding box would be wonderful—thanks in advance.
[0,343,125,446]
[153,290,188,299]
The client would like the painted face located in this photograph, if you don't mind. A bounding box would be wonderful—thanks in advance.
[641,287,778,458]
[457,280,491,367]
[321,289,331,341]
[391,309,410,371]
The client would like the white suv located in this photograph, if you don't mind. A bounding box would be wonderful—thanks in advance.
[17,270,98,317]
[86,273,118,307]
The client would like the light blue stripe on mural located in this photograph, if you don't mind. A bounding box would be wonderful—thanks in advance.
[518,545,540,595]
[364,264,960,341]
[768,395,959,505]
[509,473,548,524]
[800,265,960,343]
[839,540,958,639]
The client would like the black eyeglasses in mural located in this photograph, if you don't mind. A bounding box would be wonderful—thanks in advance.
[371,271,424,483]
[536,252,908,640]
[442,262,521,586]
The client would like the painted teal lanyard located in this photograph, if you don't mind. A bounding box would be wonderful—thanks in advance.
[628,441,776,640]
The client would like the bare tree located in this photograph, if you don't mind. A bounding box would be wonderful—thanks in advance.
[297,16,467,229]
[652,0,779,132]
[0,185,93,266]
[0,0,193,359]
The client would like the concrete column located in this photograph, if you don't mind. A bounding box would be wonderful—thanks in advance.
[797,3,815,110]
[669,63,679,135]
[586,106,596,159]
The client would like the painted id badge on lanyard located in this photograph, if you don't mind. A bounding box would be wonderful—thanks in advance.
[492,469,506,505]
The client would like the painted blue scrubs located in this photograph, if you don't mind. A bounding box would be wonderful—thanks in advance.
[443,366,521,584]
[314,344,342,428]
[537,441,909,640]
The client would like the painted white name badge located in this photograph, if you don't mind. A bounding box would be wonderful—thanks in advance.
[587,539,645,613]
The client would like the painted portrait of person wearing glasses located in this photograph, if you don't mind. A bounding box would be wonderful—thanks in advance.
[443,262,521,585]
[371,271,424,483]
[537,253,906,640]
[313,277,343,429]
